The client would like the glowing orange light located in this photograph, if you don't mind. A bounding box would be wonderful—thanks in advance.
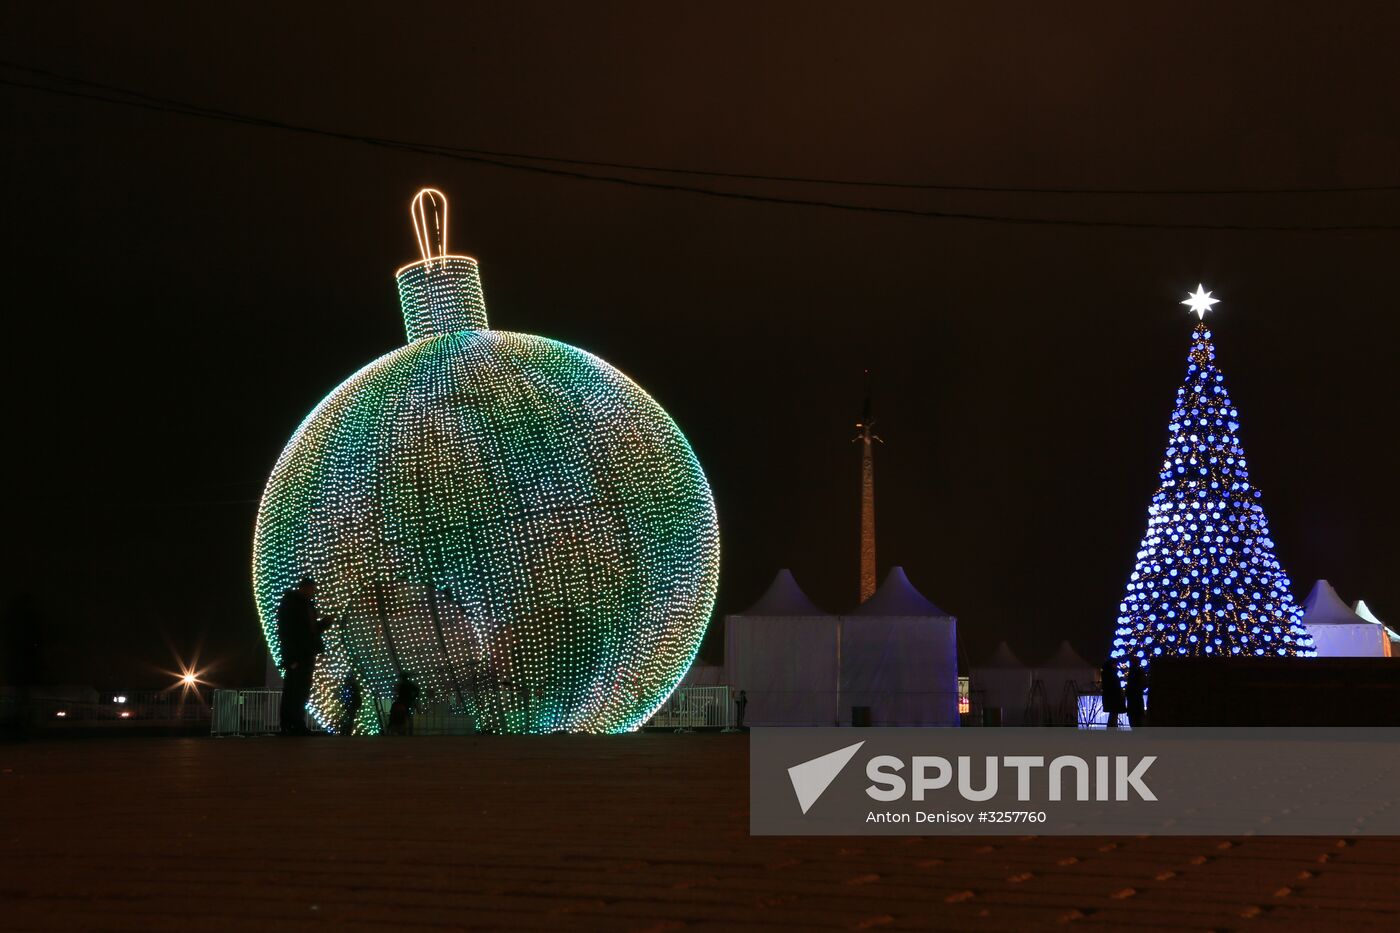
[161,647,214,703]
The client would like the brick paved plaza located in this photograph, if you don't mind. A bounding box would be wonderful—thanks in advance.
[2,735,1398,931]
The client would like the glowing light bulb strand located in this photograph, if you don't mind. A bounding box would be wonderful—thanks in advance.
[411,187,450,266]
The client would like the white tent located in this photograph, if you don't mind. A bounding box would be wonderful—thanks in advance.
[852,566,948,617]
[1354,600,1400,655]
[1354,600,1384,625]
[724,567,959,726]
[971,642,1033,726]
[725,570,839,725]
[842,567,958,726]
[1302,580,1391,658]
[1032,641,1098,726]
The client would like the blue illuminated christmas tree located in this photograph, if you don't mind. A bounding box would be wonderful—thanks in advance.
[1111,286,1314,670]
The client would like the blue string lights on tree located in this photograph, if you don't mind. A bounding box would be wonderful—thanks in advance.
[253,188,720,734]
[1110,286,1314,672]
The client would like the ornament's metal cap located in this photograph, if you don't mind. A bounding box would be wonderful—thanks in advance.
[394,189,489,341]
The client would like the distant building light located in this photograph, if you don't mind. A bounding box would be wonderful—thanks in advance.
[55,711,67,718]
[119,711,132,719]
[113,695,127,704]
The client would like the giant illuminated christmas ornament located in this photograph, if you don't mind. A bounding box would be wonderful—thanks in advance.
[253,189,719,734]
[1110,286,1314,672]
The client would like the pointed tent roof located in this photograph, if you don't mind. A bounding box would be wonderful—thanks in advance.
[852,566,950,617]
[1301,580,1367,626]
[1040,640,1094,670]
[737,569,828,616]
[1353,600,1400,642]
[1354,600,1386,626]
[978,641,1027,669]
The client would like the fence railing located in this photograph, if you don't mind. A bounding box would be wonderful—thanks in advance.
[211,686,737,734]
[212,690,480,736]
[647,685,734,730]
[212,689,283,736]
[1076,691,1133,730]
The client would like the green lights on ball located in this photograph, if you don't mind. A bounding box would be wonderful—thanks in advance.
[253,189,720,734]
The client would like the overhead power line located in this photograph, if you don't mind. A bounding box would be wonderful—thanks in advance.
[11,62,1398,198]
[3,61,1398,232]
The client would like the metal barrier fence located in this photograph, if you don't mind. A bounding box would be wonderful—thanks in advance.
[212,690,478,736]
[647,685,734,730]
[212,687,736,734]
[212,689,283,736]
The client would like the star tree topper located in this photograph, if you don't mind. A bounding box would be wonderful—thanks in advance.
[1181,284,1220,320]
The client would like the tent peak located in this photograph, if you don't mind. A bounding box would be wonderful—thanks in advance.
[1040,640,1094,670]
[979,641,1027,669]
[1301,579,1366,626]
[852,566,950,617]
[1354,600,1384,626]
[737,569,829,616]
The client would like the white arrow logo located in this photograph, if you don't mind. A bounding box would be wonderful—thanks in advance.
[787,741,866,814]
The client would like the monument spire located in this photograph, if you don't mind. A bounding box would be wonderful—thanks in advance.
[853,371,882,603]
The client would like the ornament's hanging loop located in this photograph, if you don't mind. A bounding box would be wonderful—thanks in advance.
[396,187,488,336]
[411,188,450,267]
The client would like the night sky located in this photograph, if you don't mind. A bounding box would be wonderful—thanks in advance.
[3,3,1398,688]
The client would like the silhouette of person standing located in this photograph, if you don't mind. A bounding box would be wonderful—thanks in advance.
[734,689,748,729]
[1125,657,1148,728]
[388,674,421,735]
[1100,658,1126,729]
[278,576,329,735]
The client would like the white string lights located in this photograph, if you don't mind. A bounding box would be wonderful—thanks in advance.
[253,189,720,734]
[1111,290,1314,674]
